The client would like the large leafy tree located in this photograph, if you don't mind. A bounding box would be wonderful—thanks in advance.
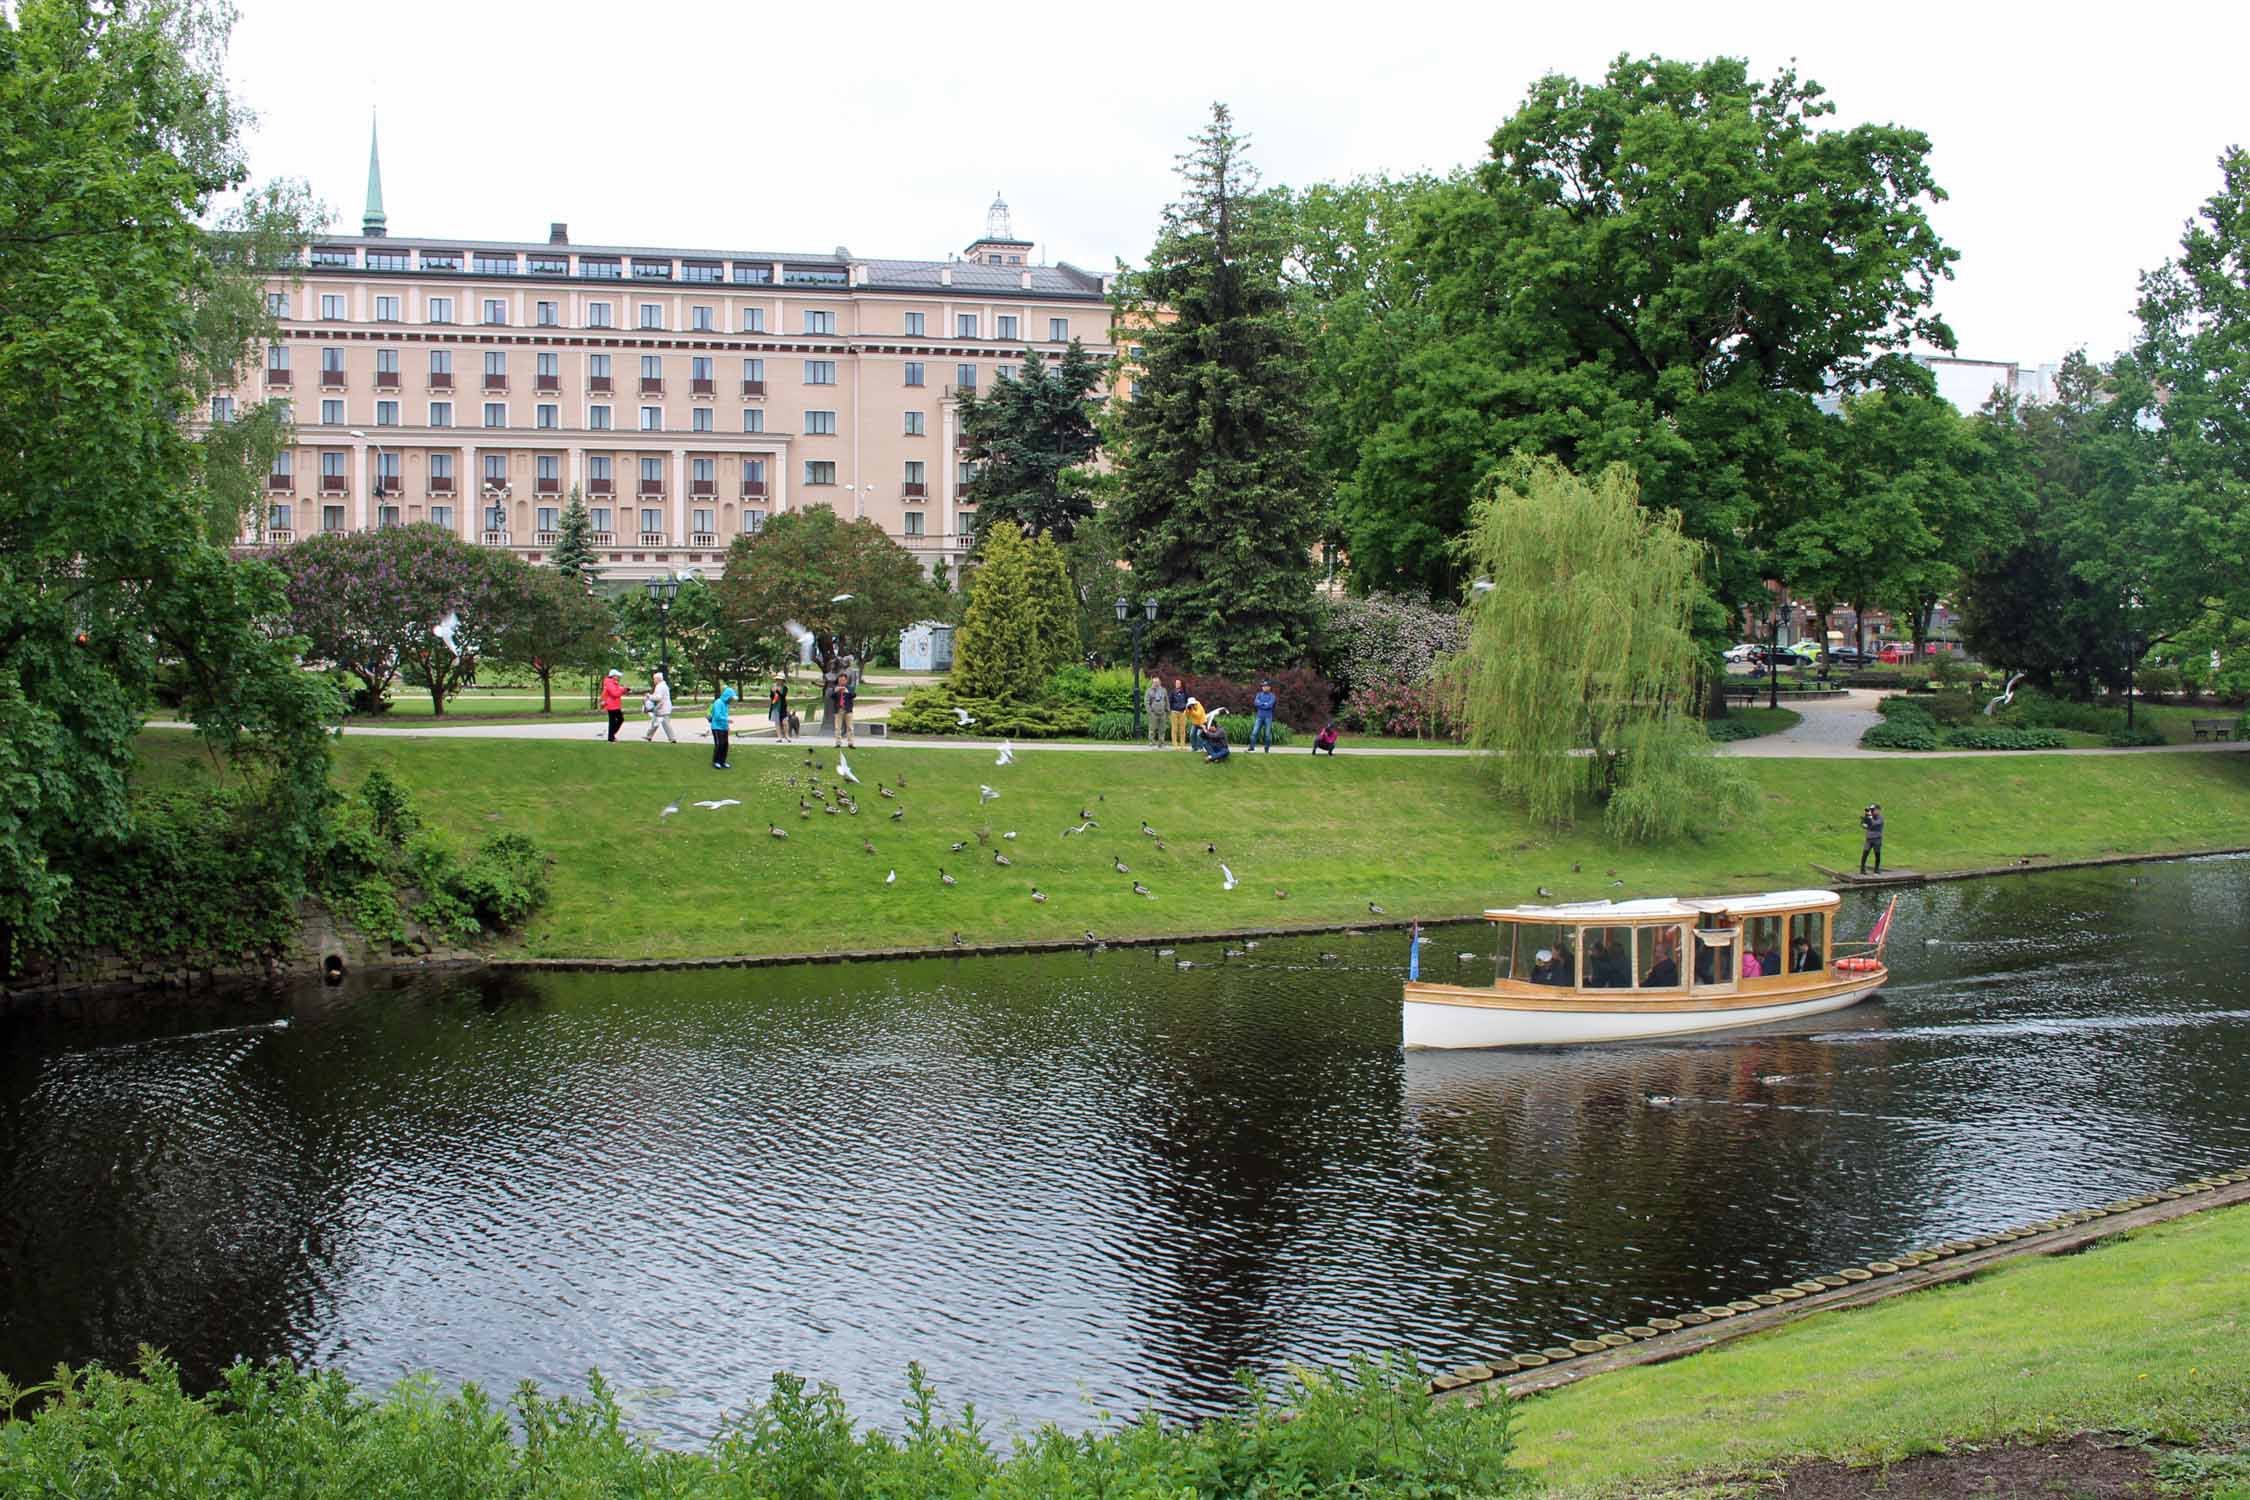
[1111,104,1323,675]
[715,506,935,678]
[957,341,1105,541]
[1,0,335,973]
[1341,56,1955,605]
[489,564,613,712]
[1452,460,1749,842]
[275,524,516,714]
[2121,146,2250,632]
[613,575,784,700]
[952,525,1079,701]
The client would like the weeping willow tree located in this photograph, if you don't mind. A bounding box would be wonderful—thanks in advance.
[1451,459,1751,842]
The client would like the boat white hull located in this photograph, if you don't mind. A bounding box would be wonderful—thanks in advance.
[1402,979,1884,1049]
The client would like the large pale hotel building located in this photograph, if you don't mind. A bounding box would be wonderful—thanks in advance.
[225,149,1120,579]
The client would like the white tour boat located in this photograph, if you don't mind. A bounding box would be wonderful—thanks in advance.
[1402,889,1896,1049]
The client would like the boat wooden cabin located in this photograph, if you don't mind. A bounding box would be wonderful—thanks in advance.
[1402,889,1894,1049]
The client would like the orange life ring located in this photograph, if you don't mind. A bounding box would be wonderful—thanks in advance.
[1834,956,1884,973]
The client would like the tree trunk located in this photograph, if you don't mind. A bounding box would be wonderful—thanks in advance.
[538,666,553,714]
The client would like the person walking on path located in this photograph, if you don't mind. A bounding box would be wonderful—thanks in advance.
[1144,677,1169,749]
[1251,680,1277,752]
[1167,680,1189,751]
[835,673,857,748]
[709,685,736,768]
[600,670,627,742]
[642,671,676,742]
[1859,803,1885,875]
[768,675,791,742]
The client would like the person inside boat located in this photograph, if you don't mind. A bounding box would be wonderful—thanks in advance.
[1531,946,1573,985]
[1641,941,1680,987]
[1585,931,1631,988]
[1791,935,1821,972]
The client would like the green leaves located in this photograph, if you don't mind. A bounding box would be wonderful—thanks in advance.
[715,505,936,674]
[951,525,1079,702]
[957,342,1105,541]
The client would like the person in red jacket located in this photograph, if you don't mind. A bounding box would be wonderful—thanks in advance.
[599,669,626,742]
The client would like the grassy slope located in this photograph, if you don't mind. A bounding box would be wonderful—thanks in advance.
[138,735,2250,960]
[1511,1203,2250,1497]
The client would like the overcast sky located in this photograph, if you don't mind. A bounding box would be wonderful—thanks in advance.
[226,0,2243,366]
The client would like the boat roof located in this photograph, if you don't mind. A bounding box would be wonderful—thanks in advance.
[1483,889,1841,922]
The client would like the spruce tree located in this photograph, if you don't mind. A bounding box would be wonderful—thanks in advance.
[550,487,600,582]
[1111,103,1322,675]
[957,340,1105,542]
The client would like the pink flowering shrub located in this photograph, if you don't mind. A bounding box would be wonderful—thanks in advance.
[1317,593,1467,697]
[1340,674,1465,740]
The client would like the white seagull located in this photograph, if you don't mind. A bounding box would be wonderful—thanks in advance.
[659,797,682,819]
[885,869,896,884]
[692,799,741,810]
[1220,864,1238,891]
[431,611,462,658]
[995,739,1015,766]
[952,706,978,727]
[835,752,860,784]
[1983,672,2027,718]
[978,784,999,804]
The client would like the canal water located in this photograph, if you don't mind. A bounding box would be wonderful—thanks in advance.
[3,857,2247,1441]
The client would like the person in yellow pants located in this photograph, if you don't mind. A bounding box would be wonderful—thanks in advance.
[1167,678,1188,750]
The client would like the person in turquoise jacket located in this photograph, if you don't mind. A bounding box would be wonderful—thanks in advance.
[709,685,736,769]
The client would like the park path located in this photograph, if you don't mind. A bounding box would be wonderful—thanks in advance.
[144,692,2248,763]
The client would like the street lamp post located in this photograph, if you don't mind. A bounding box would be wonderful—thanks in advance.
[1768,595,1790,711]
[646,573,681,682]
[348,429,390,524]
[1117,595,1158,740]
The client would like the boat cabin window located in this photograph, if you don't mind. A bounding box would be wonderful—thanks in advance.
[1581,926,1633,989]
[1635,924,1686,989]
[1742,916,1784,978]
[1508,923,1574,985]
[1694,915,1734,984]
[1788,911,1827,973]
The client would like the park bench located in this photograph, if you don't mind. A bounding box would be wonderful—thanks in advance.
[2190,718,2237,742]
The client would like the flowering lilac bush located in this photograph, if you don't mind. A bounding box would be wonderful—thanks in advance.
[1317,593,1467,697]
[1341,675,1465,740]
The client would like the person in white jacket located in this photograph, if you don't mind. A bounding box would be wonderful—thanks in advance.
[642,671,676,742]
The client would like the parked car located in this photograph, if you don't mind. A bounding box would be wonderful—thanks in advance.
[1724,643,1766,663]
[1821,647,1880,669]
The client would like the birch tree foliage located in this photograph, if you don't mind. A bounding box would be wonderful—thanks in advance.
[1453,460,1751,842]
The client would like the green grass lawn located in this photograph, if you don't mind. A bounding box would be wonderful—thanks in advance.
[136,734,2250,960]
[1511,1202,2250,1497]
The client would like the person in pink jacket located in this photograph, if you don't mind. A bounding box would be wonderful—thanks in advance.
[599,669,626,741]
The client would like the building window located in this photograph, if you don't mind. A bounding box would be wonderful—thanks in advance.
[785,266,847,286]
[743,408,765,433]
[375,451,401,495]
[367,250,407,271]
[472,253,516,276]
[691,305,714,331]
[904,361,925,387]
[483,298,508,325]
[683,261,721,284]
[267,397,292,423]
[483,455,508,486]
[322,504,346,532]
[742,356,765,384]
[587,301,613,328]
[528,254,566,275]
[905,311,925,336]
[903,459,925,485]
[997,315,1018,340]
[640,353,663,382]
[321,398,344,424]
[805,409,837,435]
[537,456,561,487]
[691,355,713,382]
[266,291,289,317]
[741,306,765,333]
[322,452,348,482]
[321,293,346,320]
[640,507,664,534]
[958,509,977,541]
[428,296,454,324]
[589,505,611,532]
[692,458,714,485]
[537,403,559,429]
[640,406,662,431]
[804,460,835,485]
[1049,317,1068,341]
[957,460,975,487]
[537,351,559,380]
[209,396,236,423]
[733,263,773,285]
[376,348,398,377]
[537,300,559,326]
[692,506,714,535]
[321,346,346,375]
[268,501,293,531]
[638,303,664,329]
[485,350,507,381]
[374,295,401,321]
[632,258,673,280]
[429,349,452,377]
[744,508,765,533]
[376,400,398,426]
[421,250,462,272]
[588,456,611,486]
[269,453,292,481]
[429,401,452,427]
[589,405,611,429]
[692,407,713,432]
[580,258,620,279]
[431,453,455,487]
[956,313,978,338]
[1130,344,1145,359]
[903,410,925,436]
[955,364,977,391]
[484,402,507,427]
[804,309,836,335]
[804,360,836,385]
[266,344,290,372]
[903,510,924,537]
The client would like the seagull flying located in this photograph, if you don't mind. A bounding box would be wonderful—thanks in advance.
[1062,822,1091,837]
[1220,864,1238,891]
[835,753,859,784]
[831,593,855,603]
[1983,672,2028,718]
[659,797,681,819]
[885,869,895,884]
[952,707,977,726]
[693,799,741,810]
[431,611,463,658]
[978,785,999,804]
[1470,579,1494,594]
[995,740,1015,766]
[780,619,816,650]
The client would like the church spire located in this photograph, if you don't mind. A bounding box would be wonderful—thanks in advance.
[362,112,387,238]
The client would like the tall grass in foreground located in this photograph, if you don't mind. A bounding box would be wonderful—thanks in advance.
[0,1352,1519,1497]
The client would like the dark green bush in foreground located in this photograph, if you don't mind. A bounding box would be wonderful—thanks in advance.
[1940,727,2067,751]
[1862,717,1939,751]
[0,1352,1518,1498]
